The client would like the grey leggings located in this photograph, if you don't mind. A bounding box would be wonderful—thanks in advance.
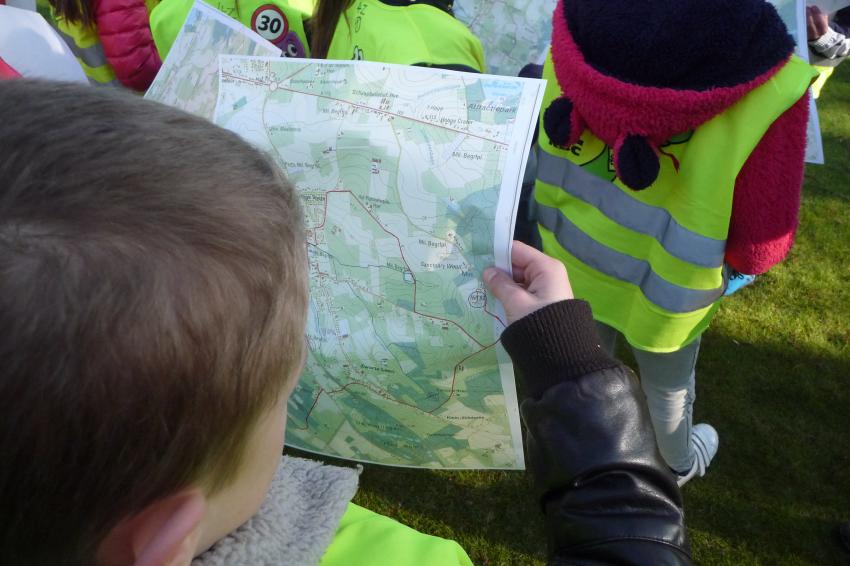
[596,322,700,473]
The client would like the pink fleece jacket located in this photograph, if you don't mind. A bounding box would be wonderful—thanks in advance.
[93,0,161,91]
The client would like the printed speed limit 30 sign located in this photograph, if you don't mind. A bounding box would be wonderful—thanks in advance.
[251,4,289,44]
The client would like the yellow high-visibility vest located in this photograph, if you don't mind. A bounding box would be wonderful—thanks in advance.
[325,0,484,73]
[320,503,473,566]
[535,53,816,352]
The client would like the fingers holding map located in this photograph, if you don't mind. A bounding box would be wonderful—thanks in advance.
[215,57,543,468]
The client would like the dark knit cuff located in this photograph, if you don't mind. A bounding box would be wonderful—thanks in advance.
[501,300,620,399]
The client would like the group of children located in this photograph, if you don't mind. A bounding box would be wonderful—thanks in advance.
[48,0,485,91]
[1,0,819,563]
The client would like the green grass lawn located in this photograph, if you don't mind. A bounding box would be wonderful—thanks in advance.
[293,62,850,565]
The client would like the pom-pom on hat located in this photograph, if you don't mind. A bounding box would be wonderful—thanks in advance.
[543,0,795,190]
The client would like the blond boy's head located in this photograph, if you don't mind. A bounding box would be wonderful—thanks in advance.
[0,80,308,564]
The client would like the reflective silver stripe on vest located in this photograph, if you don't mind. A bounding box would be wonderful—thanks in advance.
[55,27,109,70]
[537,150,726,268]
[536,202,725,313]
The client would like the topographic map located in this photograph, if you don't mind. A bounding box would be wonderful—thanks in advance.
[215,57,543,468]
[454,0,556,76]
[145,1,280,120]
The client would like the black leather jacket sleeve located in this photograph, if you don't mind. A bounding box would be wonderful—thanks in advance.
[501,300,692,565]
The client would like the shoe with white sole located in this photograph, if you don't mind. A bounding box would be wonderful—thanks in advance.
[676,423,719,487]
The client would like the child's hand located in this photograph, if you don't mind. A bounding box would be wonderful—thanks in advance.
[484,241,573,325]
[807,6,830,41]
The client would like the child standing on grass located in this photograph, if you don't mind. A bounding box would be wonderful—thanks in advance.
[807,6,850,97]
[808,6,850,61]
[1,79,691,565]
[48,0,161,89]
[533,0,817,485]
[310,0,485,72]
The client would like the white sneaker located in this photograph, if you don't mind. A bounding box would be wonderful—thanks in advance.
[676,423,719,487]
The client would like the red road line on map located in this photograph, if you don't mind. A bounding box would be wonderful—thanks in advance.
[220,70,508,147]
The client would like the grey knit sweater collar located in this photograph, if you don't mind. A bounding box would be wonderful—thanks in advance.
[193,456,360,566]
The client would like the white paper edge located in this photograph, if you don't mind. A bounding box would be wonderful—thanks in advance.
[492,76,546,471]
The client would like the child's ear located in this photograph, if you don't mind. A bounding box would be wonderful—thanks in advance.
[98,490,206,566]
